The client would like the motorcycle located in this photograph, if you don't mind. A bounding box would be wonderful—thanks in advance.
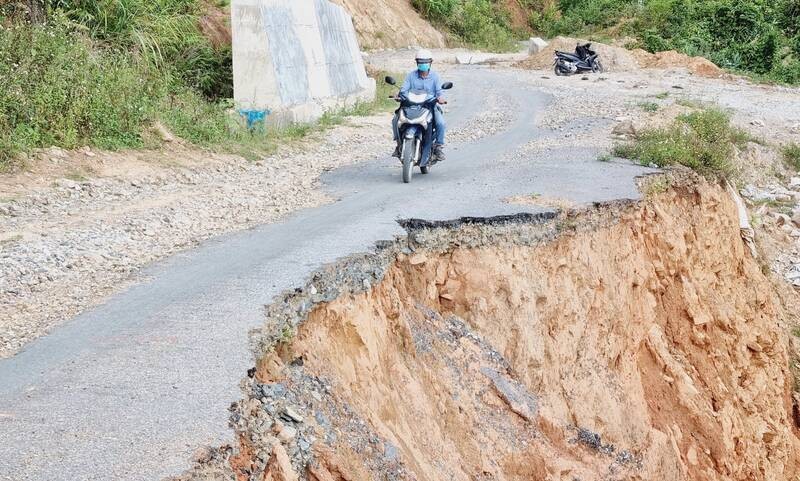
[554,43,604,76]
[385,76,453,184]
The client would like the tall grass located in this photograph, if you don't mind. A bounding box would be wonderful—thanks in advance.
[784,143,800,171]
[0,18,165,167]
[51,0,233,99]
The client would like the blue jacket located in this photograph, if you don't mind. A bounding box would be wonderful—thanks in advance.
[400,70,443,99]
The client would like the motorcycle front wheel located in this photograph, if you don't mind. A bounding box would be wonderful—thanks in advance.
[402,138,414,184]
[592,60,604,73]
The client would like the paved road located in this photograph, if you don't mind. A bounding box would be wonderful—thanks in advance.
[0,67,652,480]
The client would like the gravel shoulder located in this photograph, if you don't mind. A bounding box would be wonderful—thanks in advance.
[0,116,394,357]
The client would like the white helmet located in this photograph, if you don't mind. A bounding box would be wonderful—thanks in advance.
[415,49,433,63]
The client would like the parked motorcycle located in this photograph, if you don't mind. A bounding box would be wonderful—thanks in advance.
[385,76,453,184]
[554,43,604,76]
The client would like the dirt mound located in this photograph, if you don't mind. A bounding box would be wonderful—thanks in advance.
[330,0,446,50]
[174,174,800,481]
[632,49,724,78]
[516,36,640,72]
[516,36,724,77]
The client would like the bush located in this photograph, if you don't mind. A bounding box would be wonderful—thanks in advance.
[0,19,163,167]
[612,108,750,180]
[784,143,800,171]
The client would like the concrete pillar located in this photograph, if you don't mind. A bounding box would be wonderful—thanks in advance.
[232,0,376,125]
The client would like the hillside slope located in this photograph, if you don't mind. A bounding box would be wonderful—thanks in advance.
[331,0,446,49]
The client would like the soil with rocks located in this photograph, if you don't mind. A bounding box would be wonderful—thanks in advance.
[172,173,800,481]
[516,36,725,78]
[0,115,394,358]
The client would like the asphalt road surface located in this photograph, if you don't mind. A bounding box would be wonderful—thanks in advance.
[0,67,652,480]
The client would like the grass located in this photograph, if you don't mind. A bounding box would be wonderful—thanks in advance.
[639,102,660,113]
[641,175,672,199]
[654,92,670,100]
[597,153,612,162]
[612,107,751,180]
[0,2,398,171]
[165,71,400,161]
[0,18,165,169]
[783,143,800,171]
[676,98,706,109]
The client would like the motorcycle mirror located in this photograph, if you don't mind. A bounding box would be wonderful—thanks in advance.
[385,76,397,86]
[441,82,453,90]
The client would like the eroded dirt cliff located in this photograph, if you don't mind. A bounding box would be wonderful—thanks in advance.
[330,0,445,50]
[173,173,800,481]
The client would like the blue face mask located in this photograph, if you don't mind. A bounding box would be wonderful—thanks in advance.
[418,63,431,73]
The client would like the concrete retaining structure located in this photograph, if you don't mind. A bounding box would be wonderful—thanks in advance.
[232,0,376,125]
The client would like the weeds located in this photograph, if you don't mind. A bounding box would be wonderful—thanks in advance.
[676,98,705,109]
[161,71,402,161]
[597,153,611,162]
[51,0,233,99]
[783,143,800,171]
[0,19,163,168]
[639,102,659,112]
[612,108,751,180]
[641,175,672,199]
[280,324,295,343]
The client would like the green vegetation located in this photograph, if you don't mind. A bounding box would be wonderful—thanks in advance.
[639,101,660,112]
[411,0,800,84]
[612,108,751,180]
[528,0,800,85]
[410,0,518,51]
[0,1,391,170]
[641,175,672,198]
[783,143,800,171]
[0,19,164,165]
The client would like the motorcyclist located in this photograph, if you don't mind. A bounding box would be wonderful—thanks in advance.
[392,49,447,161]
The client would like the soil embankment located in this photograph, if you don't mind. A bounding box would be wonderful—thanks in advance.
[330,0,446,49]
[174,173,800,481]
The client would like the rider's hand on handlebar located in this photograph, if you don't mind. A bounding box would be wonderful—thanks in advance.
[437,97,447,105]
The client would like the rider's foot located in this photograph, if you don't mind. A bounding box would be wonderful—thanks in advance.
[433,144,445,162]
[392,145,401,158]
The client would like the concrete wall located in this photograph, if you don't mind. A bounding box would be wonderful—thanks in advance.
[232,0,376,125]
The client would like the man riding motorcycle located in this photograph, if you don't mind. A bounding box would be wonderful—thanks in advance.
[392,49,447,161]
